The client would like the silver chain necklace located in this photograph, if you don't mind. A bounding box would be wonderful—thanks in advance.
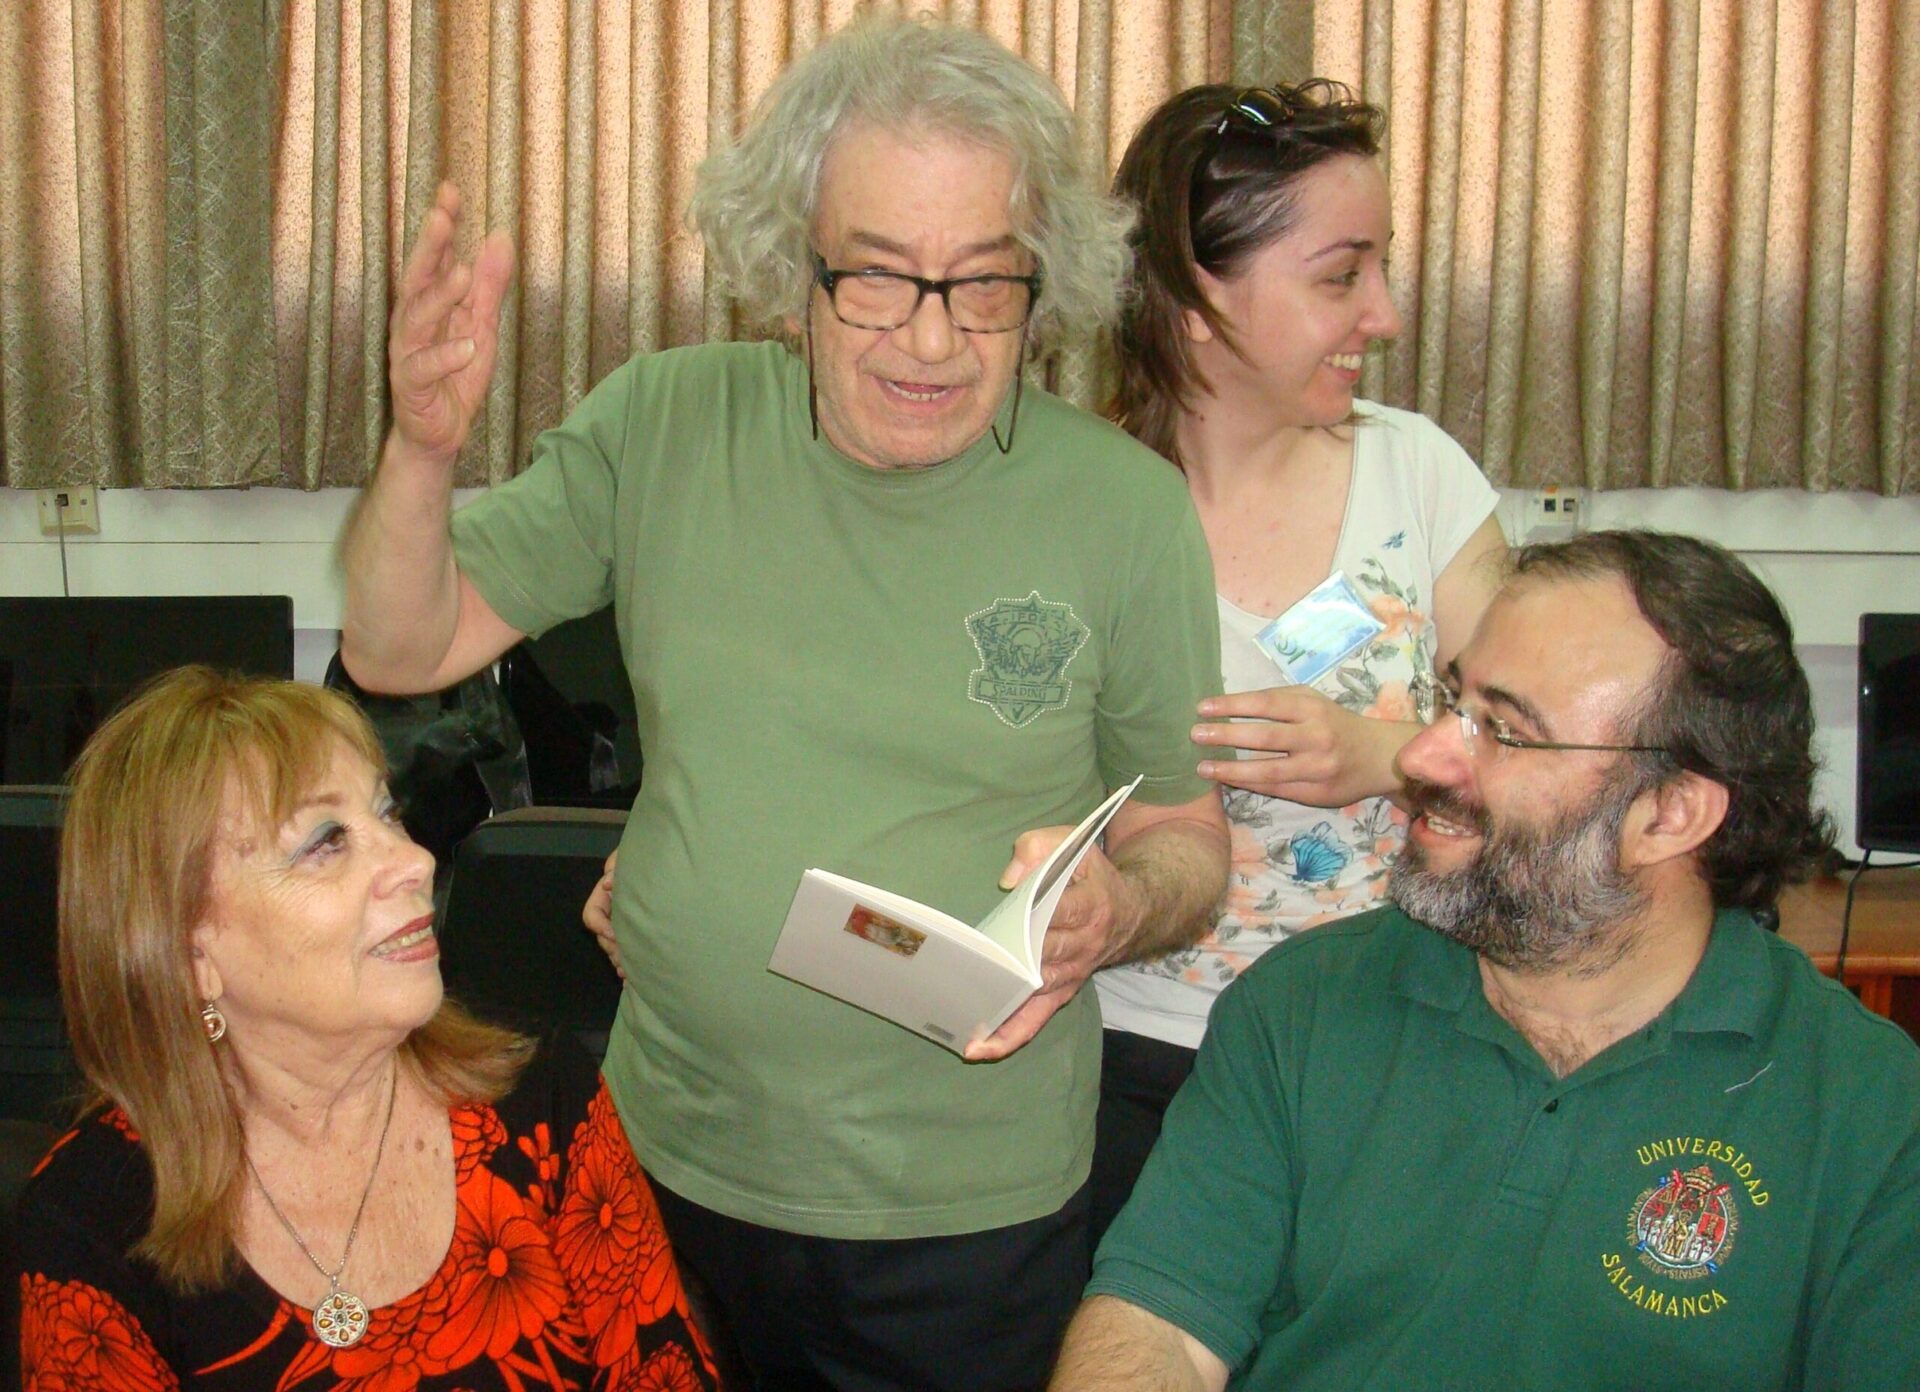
[244,1065,398,1349]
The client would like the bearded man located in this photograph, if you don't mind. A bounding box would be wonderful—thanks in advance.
[1050,529,1920,1392]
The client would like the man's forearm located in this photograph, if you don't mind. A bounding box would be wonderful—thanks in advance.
[1104,815,1228,967]
[339,432,465,693]
[1049,1297,1225,1392]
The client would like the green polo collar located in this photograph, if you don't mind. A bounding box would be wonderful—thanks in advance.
[1661,908,1770,1039]
[1389,905,1771,1042]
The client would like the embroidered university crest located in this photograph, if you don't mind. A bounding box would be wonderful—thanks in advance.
[965,591,1089,728]
[1629,1163,1739,1279]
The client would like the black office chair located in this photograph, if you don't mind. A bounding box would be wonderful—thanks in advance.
[437,807,628,1057]
[499,607,643,810]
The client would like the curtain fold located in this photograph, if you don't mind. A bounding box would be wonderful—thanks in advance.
[5,0,1227,490]
[1,0,277,489]
[156,0,279,486]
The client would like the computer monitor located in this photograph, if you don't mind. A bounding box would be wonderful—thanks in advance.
[0,787,63,1002]
[1857,614,1920,854]
[0,596,293,785]
[0,786,76,1124]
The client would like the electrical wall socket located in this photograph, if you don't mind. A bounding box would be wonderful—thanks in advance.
[38,486,101,535]
[1523,486,1586,541]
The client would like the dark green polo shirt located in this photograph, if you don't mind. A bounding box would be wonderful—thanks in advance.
[1089,905,1920,1391]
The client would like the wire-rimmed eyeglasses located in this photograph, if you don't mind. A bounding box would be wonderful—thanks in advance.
[810,252,1041,335]
[1410,670,1672,760]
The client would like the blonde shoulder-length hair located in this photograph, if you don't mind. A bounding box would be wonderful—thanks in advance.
[58,666,533,1293]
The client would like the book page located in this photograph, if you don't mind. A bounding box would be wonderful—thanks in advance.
[971,778,1142,970]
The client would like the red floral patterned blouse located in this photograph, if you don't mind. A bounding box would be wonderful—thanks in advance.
[17,1042,718,1391]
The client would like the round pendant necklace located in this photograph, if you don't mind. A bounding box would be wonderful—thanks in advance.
[245,1064,398,1349]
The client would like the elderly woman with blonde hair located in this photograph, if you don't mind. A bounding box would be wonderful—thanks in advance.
[17,667,716,1390]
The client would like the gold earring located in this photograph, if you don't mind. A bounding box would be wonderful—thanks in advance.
[200,1000,227,1043]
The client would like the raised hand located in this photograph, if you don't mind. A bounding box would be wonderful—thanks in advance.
[389,182,515,463]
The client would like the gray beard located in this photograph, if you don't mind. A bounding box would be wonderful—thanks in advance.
[1389,774,1650,976]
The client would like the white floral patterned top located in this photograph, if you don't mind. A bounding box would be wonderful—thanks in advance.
[1095,402,1500,1049]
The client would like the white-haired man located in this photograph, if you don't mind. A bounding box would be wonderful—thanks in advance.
[341,15,1227,1390]
[1050,531,1920,1392]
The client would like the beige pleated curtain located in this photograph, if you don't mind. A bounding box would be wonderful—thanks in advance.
[1281,0,1920,494]
[0,0,1231,489]
[2,1,1915,494]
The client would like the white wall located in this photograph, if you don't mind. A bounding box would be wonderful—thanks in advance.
[0,487,481,687]
[5,484,1918,853]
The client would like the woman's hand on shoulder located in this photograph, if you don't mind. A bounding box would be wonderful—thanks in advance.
[1192,686,1413,808]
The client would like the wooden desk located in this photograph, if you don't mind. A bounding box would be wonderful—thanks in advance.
[1776,872,1920,1017]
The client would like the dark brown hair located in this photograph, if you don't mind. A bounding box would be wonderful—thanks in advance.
[1109,80,1384,462]
[1509,531,1835,909]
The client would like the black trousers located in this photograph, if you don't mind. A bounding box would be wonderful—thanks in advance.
[1088,1027,1198,1256]
[652,1180,1091,1392]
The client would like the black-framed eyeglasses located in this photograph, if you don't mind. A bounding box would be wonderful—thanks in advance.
[1410,671,1672,760]
[810,252,1041,335]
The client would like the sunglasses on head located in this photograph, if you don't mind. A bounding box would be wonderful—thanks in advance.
[1211,86,1296,138]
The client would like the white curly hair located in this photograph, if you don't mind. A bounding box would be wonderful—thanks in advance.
[690,12,1134,352]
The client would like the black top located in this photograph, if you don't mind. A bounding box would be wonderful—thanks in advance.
[17,1038,718,1390]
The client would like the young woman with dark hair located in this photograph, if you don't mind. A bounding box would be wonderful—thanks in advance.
[1091,81,1511,1245]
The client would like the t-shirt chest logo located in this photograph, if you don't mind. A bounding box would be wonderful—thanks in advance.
[1629,1163,1738,1278]
[1599,1135,1771,1322]
[964,591,1089,728]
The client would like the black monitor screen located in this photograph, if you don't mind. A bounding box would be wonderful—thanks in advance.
[1858,613,1920,854]
[0,596,294,785]
[0,787,64,1000]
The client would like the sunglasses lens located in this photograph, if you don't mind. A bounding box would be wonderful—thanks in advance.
[1211,87,1292,142]
[1233,88,1287,126]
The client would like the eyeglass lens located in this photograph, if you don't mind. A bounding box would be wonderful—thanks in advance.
[1414,672,1489,759]
[829,274,1034,334]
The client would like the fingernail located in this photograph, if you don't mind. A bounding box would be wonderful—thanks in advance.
[1198,761,1215,778]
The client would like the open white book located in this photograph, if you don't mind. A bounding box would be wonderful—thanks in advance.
[766,778,1142,1055]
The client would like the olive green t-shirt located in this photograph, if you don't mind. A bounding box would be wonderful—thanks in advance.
[1090,905,1920,1390]
[451,341,1219,1237]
